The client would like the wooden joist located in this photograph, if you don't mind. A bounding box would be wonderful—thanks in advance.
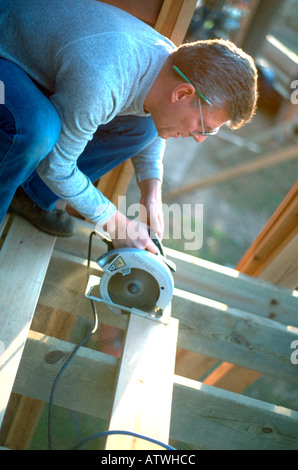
[205,181,298,391]
[13,331,298,450]
[237,181,298,283]
[35,225,298,386]
[105,314,179,450]
[3,0,297,451]
[165,247,298,327]
[171,375,298,450]
[1,214,297,449]
[0,216,56,429]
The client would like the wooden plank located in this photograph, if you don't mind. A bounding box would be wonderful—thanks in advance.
[13,331,117,420]
[13,336,298,450]
[155,0,197,45]
[99,0,163,26]
[0,217,56,429]
[97,160,134,207]
[171,375,298,450]
[259,231,298,288]
[42,228,298,329]
[168,0,198,46]
[105,314,179,450]
[172,288,298,383]
[237,181,298,278]
[165,247,298,327]
[234,0,261,47]
[36,245,298,383]
[0,214,9,238]
[2,308,78,450]
[207,182,298,391]
[54,217,105,260]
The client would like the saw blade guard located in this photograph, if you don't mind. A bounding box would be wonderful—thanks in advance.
[97,247,174,313]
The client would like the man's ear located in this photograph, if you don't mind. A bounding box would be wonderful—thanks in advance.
[171,83,195,103]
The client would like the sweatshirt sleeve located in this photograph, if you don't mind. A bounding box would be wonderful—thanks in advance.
[131,136,166,183]
[36,40,125,225]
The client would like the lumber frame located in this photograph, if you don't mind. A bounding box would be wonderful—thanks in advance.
[203,181,298,391]
[1,1,298,450]
[0,217,56,429]
[1,214,297,449]
[105,314,179,450]
[36,245,298,383]
[12,332,298,450]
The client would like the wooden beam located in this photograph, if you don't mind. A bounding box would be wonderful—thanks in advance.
[39,222,298,328]
[99,0,163,26]
[234,0,261,47]
[0,217,56,430]
[2,308,78,450]
[37,251,298,385]
[13,331,118,419]
[97,160,134,207]
[172,288,298,383]
[237,181,298,280]
[105,314,179,450]
[259,231,298,288]
[171,375,298,450]
[155,0,197,45]
[204,181,298,391]
[13,333,298,450]
[164,247,298,327]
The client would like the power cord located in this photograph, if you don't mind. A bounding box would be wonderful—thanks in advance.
[48,230,176,451]
[48,231,99,450]
[72,430,176,450]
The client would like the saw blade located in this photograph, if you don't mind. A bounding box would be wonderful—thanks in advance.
[107,268,160,312]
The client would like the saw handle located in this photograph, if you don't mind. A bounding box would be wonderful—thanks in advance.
[100,232,176,273]
[102,238,116,252]
[102,228,164,255]
[149,229,164,256]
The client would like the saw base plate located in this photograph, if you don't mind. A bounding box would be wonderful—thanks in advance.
[85,274,171,325]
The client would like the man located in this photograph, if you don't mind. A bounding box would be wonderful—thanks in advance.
[0,0,258,253]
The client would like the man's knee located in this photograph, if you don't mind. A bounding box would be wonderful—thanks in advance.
[1,100,61,169]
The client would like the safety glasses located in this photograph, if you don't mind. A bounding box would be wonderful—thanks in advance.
[173,65,220,137]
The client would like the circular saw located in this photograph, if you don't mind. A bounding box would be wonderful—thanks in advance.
[85,236,176,324]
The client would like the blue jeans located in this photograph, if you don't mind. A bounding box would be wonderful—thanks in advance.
[0,59,157,224]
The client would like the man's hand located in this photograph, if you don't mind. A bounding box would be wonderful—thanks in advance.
[138,178,164,240]
[103,210,159,254]
[102,179,163,253]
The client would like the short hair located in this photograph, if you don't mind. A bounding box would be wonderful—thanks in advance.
[170,39,258,129]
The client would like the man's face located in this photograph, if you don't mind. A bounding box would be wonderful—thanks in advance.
[151,96,229,143]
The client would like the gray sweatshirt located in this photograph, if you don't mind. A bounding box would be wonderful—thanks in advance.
[0,0,175,224]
